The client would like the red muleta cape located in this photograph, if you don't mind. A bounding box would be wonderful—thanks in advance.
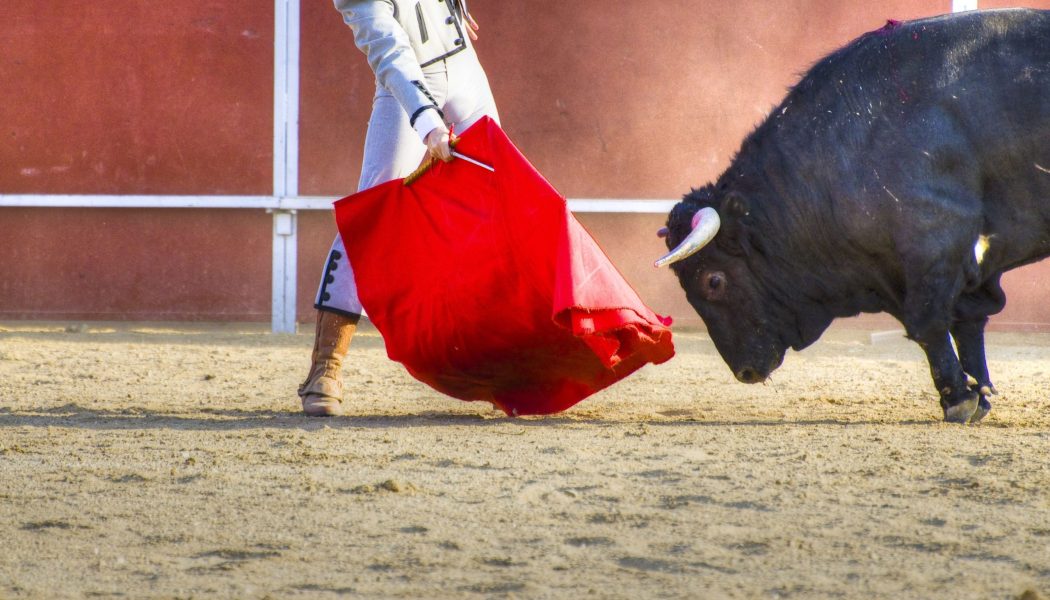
[333,117,674,415]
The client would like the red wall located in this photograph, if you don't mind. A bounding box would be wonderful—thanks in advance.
[0,1,275,321]
[0,209,271,321]
[300,0,956,197]
[3,1,1050,329]
[1,2,274,195]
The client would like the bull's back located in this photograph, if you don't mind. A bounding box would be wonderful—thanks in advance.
[852,9,1050,165]
[928,11,1050,267]
[922,10,1050,176]
[819,10,1050,266]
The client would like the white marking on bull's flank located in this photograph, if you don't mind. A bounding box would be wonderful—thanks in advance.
[1035,163,1050,175]
[882,186,901,202]
[974,235,990,265]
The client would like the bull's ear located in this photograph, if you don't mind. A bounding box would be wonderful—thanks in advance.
[718,192,752,256]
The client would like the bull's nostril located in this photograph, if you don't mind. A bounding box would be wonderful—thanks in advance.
[737,368,760,384]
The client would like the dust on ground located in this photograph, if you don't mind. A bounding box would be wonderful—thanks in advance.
[0,321,1048,599]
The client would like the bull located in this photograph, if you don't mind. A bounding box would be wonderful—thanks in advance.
[658,9,1050,423]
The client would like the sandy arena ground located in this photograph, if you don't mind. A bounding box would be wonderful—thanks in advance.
[0,321,1048,599]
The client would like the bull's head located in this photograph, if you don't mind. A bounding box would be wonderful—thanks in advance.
[657,187,804,384]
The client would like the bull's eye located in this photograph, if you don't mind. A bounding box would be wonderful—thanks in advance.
[702,271,727,300]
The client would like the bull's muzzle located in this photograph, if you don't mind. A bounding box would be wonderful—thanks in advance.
[734,367,767,384]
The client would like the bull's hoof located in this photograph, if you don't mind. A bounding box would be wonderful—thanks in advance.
[942,392,979,424]
[968,396,992,424]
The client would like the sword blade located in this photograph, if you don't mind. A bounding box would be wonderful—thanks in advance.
[451,150,495,172]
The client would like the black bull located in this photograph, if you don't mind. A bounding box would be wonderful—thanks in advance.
[660,9,1050,423]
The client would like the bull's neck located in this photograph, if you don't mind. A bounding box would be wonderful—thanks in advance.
[735,155,881,321]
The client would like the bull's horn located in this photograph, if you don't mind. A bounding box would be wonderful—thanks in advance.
[653,207,721,268]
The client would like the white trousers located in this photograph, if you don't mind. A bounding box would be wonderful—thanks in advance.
[315,47,500,316]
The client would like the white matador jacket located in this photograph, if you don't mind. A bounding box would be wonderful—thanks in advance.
[317,0,500,317]
[333,0,474,141]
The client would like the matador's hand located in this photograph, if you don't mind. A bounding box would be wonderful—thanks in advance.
[425,124,454,162]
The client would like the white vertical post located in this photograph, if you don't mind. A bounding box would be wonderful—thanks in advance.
[272,0,301,333]
[952,0,978,12]
[271,208,298,332]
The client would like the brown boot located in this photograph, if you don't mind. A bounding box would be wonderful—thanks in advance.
[297,310,359,416]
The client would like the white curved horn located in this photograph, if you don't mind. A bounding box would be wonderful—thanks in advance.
[654,207,721,268]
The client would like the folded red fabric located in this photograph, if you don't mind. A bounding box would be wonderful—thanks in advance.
[334,117,674,415]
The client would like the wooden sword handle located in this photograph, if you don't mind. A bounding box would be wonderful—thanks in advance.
[404,136,460,186]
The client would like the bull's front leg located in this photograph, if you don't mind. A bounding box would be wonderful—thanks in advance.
[950,318,995,423]
[897,229,982,423]
[950,277,1006,423]
[916,332,980,423]
[900,272,978,422]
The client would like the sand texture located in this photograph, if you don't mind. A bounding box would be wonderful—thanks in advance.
[1,322,1048,599]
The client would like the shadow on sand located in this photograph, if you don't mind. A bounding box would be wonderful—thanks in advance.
[0,403,951,432]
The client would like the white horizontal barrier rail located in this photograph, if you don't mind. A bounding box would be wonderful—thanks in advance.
[0,195,678,213]
[0,195,277,209]
[0,194,675,333]
[567,199,677,213]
